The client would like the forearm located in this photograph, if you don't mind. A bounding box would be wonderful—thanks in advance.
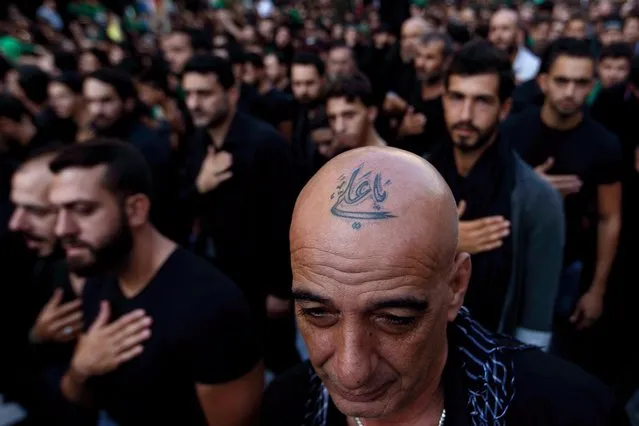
[60,368,92,406]
[590,215,621,294]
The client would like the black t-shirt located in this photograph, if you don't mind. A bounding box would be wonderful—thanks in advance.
[501,108,622,264]
[81,247,261,426]
[261,350,627,426]
[393,93,446,156]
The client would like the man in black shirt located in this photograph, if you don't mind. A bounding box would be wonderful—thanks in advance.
[3,145,94,425]
[290,53,331,181]
[242,52,294,139]
[181,55,300,374]
[50,140,263,426]
[82,68,188,243]
[392,32,451,155]
[501,38,622,366]
[262,146,626,426]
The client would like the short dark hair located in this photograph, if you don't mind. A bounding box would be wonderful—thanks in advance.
[540,37,594,74]
[49,139,153,200]
[18,65,51,105]
[325,72,374,107]
[0,94,30,122]
[244,52,264,69]
[329,41,353,55]
[445,40,515,102]
[51,72,83,94]
[54,51,78,73]
[84,48,110,68]
[531,14,552,28]
[292,52,325,77]
[137,59,170,94]
[599,42,633,62]
[419,32,455,58]
[187,29,213,53]
[630,55,639,87]
[182,54,235,90]
[0,55,11,81]
[86,68,138,101]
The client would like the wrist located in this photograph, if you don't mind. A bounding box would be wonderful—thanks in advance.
[587,284,606,297]
[28,327,44,344]
[68,364,91,384]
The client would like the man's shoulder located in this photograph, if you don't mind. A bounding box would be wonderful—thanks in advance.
[510,350,627,425]
[164,247,239,295]
[513,155,561,203]
[262,362,313,426]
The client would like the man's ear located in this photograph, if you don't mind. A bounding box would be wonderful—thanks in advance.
[499,98,512,121]
[124,97,136,112]
[124,194,151,228]
[368,105,378,122]
[537,73,548,95]
[446,252,471,322]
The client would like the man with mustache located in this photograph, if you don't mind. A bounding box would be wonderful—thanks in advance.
[3,145,95,425]
[51,139,263,425]
[427,40,564,348]
[262,146,626,426]
[501,38,622,372]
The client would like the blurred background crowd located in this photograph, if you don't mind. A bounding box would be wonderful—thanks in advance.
[0,0,638,423]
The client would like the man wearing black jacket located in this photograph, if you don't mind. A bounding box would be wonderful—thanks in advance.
[182,54,300,374]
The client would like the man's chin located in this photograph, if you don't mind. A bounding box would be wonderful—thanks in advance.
[331,396,393,420]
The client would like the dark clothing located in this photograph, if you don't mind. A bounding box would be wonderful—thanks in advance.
[94,115,187,243]
[80,247,260,426]
[429,137,516,331]
[0,240,94,425]
[251,88,295,130]
[501,108,622,268]
[510,79,544,115]
[291,104,329,183]
[393,91,446,155]
[184,111,298,310]
[36,107,78,144]
[262,309,626,426]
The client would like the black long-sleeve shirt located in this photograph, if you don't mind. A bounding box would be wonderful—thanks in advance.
[183,111,299,318]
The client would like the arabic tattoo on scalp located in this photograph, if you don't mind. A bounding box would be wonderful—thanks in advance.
[330,163,396,230]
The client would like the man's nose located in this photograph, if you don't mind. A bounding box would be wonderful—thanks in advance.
[55,210,77,238]
[333,321,377,390]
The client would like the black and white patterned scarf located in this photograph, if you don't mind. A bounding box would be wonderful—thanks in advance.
[302,307,533,426]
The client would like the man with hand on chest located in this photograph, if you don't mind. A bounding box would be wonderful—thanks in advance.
[501,38,622,356]
[50,139,263,426]
[182,54,301,375]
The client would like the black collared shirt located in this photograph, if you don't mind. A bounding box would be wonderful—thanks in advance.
[261,349,626,426]
[183,111,299,314]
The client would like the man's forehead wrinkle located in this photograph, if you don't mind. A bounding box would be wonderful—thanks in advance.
[295,262,433,288]
[291,246,438,271]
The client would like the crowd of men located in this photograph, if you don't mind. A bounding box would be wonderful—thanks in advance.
[0,0,637,424]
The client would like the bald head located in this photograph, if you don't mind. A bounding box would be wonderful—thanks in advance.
[489,9,521,53]
[291,147,470,420]
[292,146,458,277]
[401,17,432,61]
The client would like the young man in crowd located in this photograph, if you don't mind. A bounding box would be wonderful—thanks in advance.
[51,139,263,426]
[502,38,622,373]
[181,55,301,375]
[427,40,564,348]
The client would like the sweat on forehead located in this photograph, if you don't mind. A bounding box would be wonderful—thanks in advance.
[291,147,458,266]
